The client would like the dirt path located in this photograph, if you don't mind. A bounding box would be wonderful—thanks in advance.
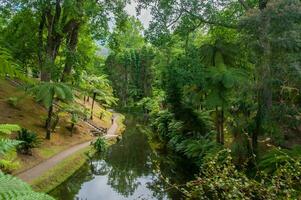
[103,114,119,139]
[17,115,120,183]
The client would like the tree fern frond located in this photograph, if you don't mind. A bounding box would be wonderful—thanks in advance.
[0,139,21,155]
[0,124,21,135]
[0,172,54,200]
[28,82,73,108]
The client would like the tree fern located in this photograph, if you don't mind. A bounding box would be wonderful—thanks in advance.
[0,172,54,200]
[28,82,74,139]
[258,145,301,174]
[28,82,73,109]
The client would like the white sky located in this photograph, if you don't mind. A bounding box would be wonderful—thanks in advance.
[124,1,152,29]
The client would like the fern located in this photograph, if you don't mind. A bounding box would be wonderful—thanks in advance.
[0,47,19,77]
[28,82,74,108]
[0,139,21,155]
[258,145,301,174]
[0,124,21,135]
[0,124,21,156]
[0,172,54,200]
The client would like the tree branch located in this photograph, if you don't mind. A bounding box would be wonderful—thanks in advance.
[182,8,238,29]
[238,0,250,10]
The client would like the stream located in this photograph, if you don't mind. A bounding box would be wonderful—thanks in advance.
[50,116,196,200]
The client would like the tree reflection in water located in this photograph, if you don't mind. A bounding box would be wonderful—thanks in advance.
[50,117,195,200]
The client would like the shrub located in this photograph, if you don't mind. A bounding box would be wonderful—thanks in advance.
[16,128,40,155]
[0,159,19,173]
[182,149,301,199]
[258,145,301,174]
[92,137,107,153]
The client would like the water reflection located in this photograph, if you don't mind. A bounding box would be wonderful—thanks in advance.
[50,117,195,200]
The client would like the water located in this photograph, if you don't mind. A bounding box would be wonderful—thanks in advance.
[50,116,195,200]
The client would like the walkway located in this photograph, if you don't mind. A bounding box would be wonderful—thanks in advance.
[103,114,119,139]
[17,115,119,182]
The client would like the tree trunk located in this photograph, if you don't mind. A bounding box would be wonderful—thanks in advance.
[215,106,224,145]
[61,20,80,82]
[253,0,271,153]
[220,108,224,145]
[70,123,74,137]
[216,107,221,144]
[90,93,97,120]
[40,0,63,82]
[38,13,46,77]
[45,104,53,140]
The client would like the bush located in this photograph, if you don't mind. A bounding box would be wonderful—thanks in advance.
[0,159,19,173]
[182,149,301,199]
[16,128,40,155]
[92,137,107,153]
[258,145,301,174]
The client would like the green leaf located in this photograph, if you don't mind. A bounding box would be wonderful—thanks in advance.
[0,124,21,135]
[0,139,21,155]
[0,172,54,200]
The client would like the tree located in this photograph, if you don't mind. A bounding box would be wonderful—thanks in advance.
[28,82,73,139]
[198,38,245,145]
[60,104,87,136]
[88,75,117,120]
[0,0,127,82]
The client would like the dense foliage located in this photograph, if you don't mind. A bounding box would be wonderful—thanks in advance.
[93,137,108,153]
[0,0,300,199]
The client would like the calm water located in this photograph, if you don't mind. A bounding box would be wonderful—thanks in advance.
[50,116,195,200]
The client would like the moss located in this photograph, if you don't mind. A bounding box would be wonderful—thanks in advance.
[30,146,92,193]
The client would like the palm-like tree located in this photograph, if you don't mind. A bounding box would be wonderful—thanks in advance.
[200,39,241,144]
[79,73,117,120]
[28,82,74,139]
[90,75,118,120]
[59,104,87,136]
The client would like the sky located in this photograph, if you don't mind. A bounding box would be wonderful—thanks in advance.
[99,1,152,55]
[124,1,152,29]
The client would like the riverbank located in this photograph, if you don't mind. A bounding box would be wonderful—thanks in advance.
[26,113,125,193]
[31,146,92,193]
[49,114,192,200]
[0,78,126,193]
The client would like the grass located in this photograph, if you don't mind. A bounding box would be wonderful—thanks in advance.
[30,146,93,193]
[0,79,110,174]
[29,114,126,193]
[0,78,126,192]
[38,146,65,158]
